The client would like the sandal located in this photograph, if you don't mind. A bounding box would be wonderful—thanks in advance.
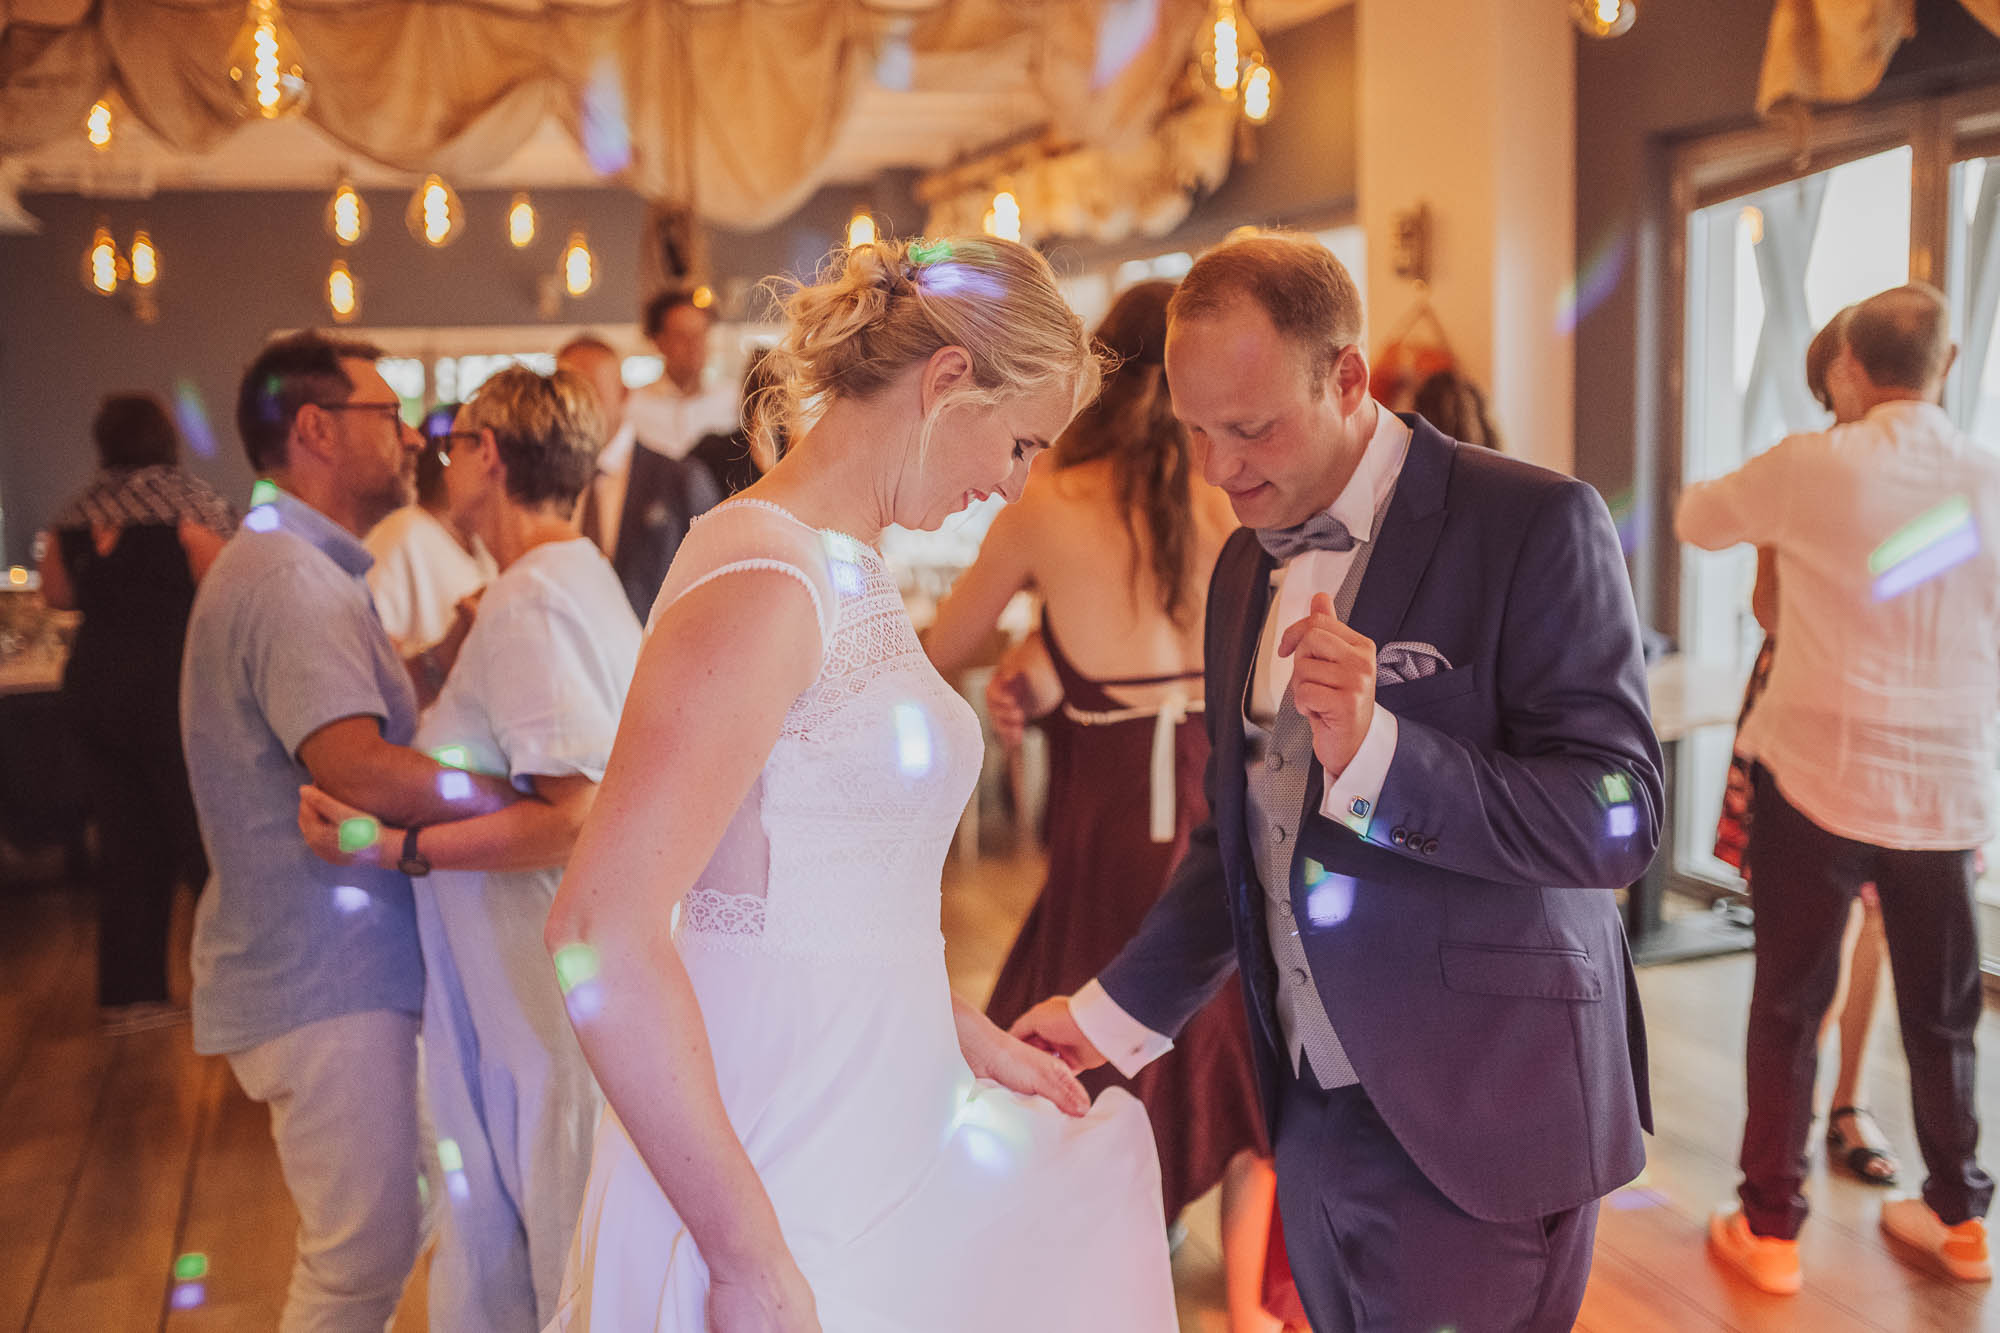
[1827,1107,1900,1186]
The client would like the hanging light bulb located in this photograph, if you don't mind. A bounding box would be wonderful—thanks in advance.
[1241,54,1278,124]
[1198,1,1243,99]
[227,0,309,120]
[847,206,878,249]
[327,260,360,321]
[983,189,1022,243]
[1569,0,1636,38]
[405,174,464,248]
[129,229,159,287]
[691,284,715,309]
[81,223,122,296]
[325,179,368,246]
[507,193,537,249]
[561,231,594,297]
[86,99,114,151]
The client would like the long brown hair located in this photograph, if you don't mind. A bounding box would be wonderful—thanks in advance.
[1056,280,1199,628]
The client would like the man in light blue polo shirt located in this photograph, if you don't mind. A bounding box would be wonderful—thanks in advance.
[182,331,515,1331]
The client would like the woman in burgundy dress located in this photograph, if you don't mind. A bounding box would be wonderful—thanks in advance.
[928,281,1292,1331]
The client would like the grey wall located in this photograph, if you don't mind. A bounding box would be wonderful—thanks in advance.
[1574,0,2000,624]
[0,177,925,564]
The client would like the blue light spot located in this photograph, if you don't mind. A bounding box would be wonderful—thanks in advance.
[564,979,605,1023]
[580,59,632,175]
[170,1282,207,1310]
[829,557,865,598]
[244,505,279,533]
[1091,0,1159,88]
[331,885,370,914]
[893,702,933,777]
[1872,518,1980,601]
[438,770,473,802]
[447,1171,471,1202]
[1606,804,1638,838]
[173,378,218,458]
[962,1124,1012,1173]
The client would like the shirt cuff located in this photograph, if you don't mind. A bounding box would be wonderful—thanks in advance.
[1070,979,1174,1079]
[1319,702,1399,838]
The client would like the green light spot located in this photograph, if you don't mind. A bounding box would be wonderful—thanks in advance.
[1303,858,1327,886]
[417,1173,430,1206]
[1600,773,1631,805]
[431,745,471,770]
[1870,496,1973,575]
[249,478,280,508]
[907,237,954,266]
[553,942,600,995]
[438,1138,464,1173]
[174,1252,208,1280]
[337,816,380,855]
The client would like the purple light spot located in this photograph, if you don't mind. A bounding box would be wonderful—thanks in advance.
[564,979,605,1023]
[332,885,370,914]
[173,379,219,458]
[1556,228,1629,336]
[243,506,279,533]
[447,1171,471,1202]
[170,1282,207,1310]
[439,770,473,802]
[917,263,1007,303]
[962,1124,1012,1173]
[1092,0,1160,88]
[1871,521,1980,601]
[829,558,864,598]
[581,60,632,175]
[1609,1186,1671,1211]
[1606,804,1638,838]
[1305,873,1357,927]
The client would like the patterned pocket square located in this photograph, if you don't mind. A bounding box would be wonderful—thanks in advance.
[1376,641,1453,686]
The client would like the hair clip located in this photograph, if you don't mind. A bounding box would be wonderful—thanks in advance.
[907,238,954,267]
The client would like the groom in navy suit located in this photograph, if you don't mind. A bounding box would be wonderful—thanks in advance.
[1016,234,1661,1331]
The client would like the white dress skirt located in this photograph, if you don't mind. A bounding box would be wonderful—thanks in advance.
[548,502,1178,1332]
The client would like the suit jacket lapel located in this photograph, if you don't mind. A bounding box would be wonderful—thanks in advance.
[1300,415,1454,832]
[1211,530,1275,875]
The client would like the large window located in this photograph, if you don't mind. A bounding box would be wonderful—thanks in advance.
[1670,93,2000,968]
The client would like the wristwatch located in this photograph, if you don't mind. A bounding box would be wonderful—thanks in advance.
[396,826,432,878]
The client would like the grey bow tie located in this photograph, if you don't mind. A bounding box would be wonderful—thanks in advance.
[1255,511,1357,562]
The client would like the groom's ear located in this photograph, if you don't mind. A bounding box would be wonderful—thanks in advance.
[1328,343,1372,414]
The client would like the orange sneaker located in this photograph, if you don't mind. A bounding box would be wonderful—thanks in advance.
[1880,1195,1992,1282]
[1708,1206,1802,1295]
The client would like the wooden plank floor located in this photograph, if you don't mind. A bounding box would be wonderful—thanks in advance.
[5,859,1998,1331]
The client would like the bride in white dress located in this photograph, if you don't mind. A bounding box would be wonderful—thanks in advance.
[543,237,1178,1332]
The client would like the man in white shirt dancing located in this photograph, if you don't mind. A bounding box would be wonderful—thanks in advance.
[1679,281,1999,1294]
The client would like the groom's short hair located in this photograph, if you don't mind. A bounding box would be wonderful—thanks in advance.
[1170,232,1364,391]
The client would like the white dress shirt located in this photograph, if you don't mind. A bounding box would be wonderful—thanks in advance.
[1073,406,1414,1076]
[1677,399,2000,851]
[364,505,496,653]
[589,376,738,555]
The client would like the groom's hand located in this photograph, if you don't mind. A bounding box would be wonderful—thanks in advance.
[1279,591,1376,776]
[1009,997,1109,1075]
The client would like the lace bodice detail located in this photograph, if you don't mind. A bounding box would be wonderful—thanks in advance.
[659,501,982,961]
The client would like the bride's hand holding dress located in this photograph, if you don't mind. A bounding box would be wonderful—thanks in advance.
[949,993,1089,1117]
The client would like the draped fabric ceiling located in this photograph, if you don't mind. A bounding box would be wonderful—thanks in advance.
[1759,0,2000,114]
[0,0,1227,228]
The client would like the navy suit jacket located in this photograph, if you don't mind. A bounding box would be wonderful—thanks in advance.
[1098,416,1661,1225]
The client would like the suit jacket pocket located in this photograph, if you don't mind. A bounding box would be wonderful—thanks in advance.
[1377,665,1478,712]
[1439,942,1603,1002]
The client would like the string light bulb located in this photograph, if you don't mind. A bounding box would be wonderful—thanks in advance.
[561,231,594,297]
[405,174,464,248]
[983,189,1022,243]
[327,259,359,322]
[847,206,877,249]
[129,230,159,287]
[507,193,537,249]
[691,284,715,309]
[326,179,368,246]
[227,0,309,120]
[87,99,114,151]
[1569,0,1636,38]
[82,223,122,296]
[1241,54,1278,124]
[1198,1,1243,98]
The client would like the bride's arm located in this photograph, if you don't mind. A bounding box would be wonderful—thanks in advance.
[544,568,823,1327]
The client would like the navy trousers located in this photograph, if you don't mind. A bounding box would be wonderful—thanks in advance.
[1273,1060,1598,1333]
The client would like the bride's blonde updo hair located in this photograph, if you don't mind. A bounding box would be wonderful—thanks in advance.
[752,236,1101,462]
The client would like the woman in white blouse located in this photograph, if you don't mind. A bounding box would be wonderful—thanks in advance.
[300,366,642,1332]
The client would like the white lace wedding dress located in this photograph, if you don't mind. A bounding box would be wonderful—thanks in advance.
[549,500,1176,1332]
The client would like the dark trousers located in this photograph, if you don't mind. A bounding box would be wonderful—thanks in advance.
[1738,766,1992,1237]
[1273,1059,1598,1333]
[77,714,204,1007]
